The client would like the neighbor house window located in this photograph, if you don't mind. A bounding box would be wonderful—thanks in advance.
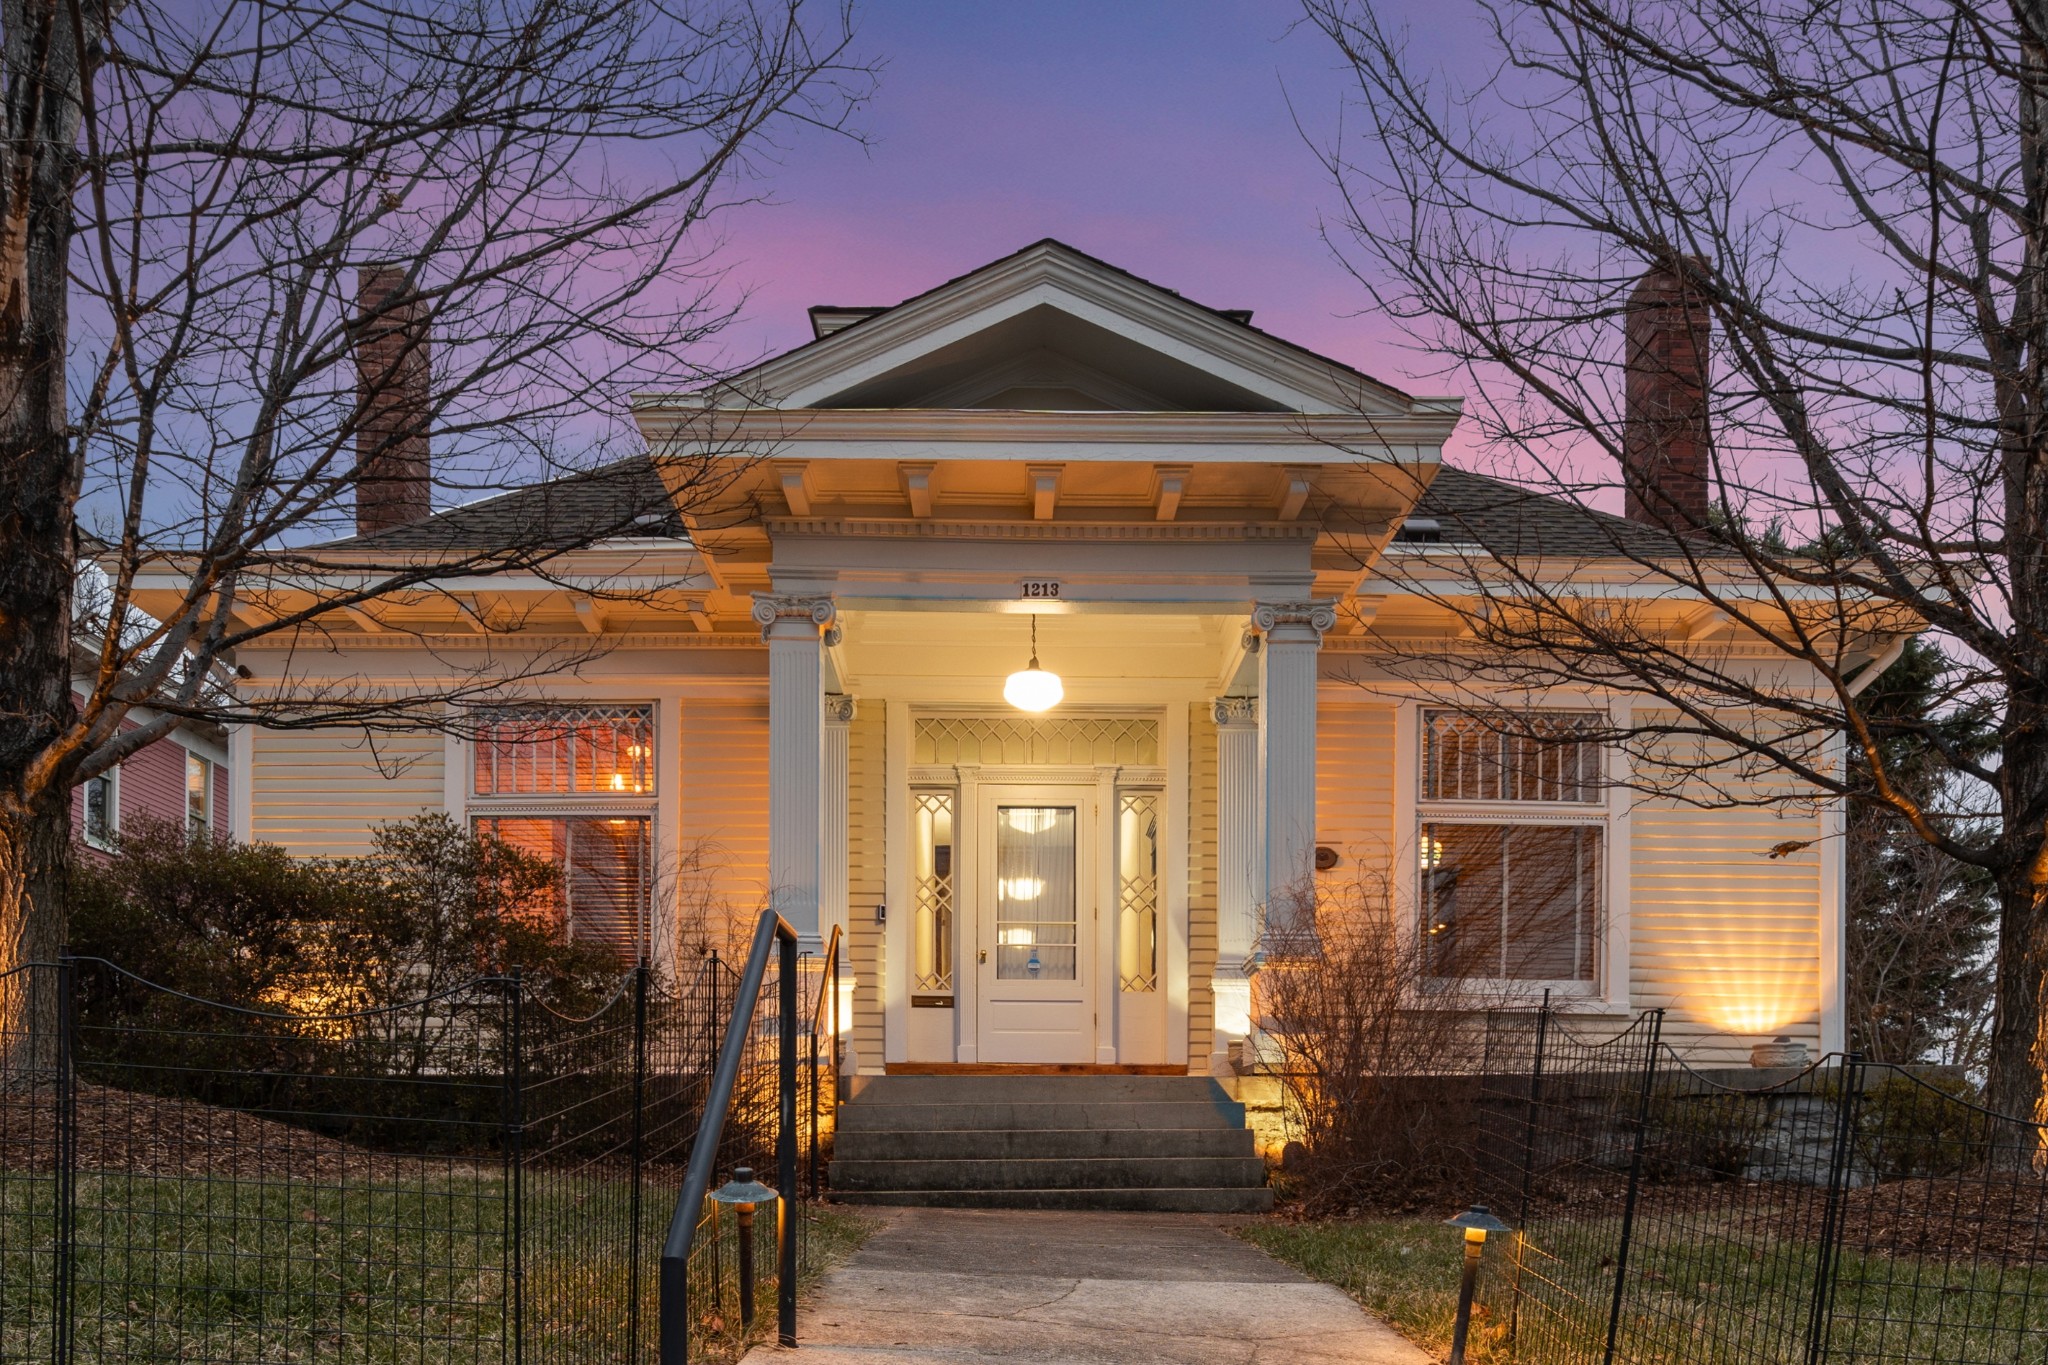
[1418,710,1606,986]
[83,767,118,850]
[469,703,657,962]
[185,752,213,837]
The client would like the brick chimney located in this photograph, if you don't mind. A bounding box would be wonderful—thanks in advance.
[1622,263,1712,533]
[353,266,431,535]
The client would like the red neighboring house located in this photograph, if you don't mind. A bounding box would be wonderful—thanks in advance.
[70,690,231,856]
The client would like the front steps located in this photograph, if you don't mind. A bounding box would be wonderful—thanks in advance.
[828,1074,1273,1213]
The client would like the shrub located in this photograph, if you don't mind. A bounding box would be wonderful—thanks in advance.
[1257,877,1496,1214]
[1855,1071,1984,1178]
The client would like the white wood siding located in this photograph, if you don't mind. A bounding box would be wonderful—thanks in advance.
[1187,702,1219,1068]
[249,727,444,857]
[847,704,886,1070]
[677,697,771,949]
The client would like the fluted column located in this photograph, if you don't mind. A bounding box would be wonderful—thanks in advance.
[823,693,856,953]
[1253,600,1334,954]
[1210,694,1260,1072]
[754,594,835,949]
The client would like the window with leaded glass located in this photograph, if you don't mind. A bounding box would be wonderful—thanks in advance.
[911,790,955,994]
[1117,791,1159,993]
[472,704,655,796]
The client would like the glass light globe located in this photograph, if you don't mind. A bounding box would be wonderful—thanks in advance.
[1003,665,1063,712]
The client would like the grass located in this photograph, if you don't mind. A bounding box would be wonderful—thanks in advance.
[1243,1213,2048,1364]
[0,1165,876,1364]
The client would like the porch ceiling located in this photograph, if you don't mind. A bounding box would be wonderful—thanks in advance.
[833,609,1247,703]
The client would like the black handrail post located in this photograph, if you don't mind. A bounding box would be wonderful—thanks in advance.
[778,930,799,1347]
[1602,1008,1663,1365]
[807,949,819,1200]
[659,911,796,1365]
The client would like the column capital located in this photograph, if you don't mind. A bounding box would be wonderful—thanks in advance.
[1251,599,1336,639]
[824,693,858,724]
[751,593,836,639]
[1211,695,1258,728]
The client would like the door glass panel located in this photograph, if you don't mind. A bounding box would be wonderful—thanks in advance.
[994,805,1078,981]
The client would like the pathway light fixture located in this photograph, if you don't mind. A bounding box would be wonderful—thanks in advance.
[1444,1203,1513,1364]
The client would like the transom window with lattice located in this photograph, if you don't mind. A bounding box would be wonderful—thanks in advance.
[472,704,655,796]
[913,716,1158,767]
[1421,709,1603,805]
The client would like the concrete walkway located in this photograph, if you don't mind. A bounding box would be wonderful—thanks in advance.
[743,1207,1430,1364]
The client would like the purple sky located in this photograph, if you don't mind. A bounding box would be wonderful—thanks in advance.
[706,0,1454,399]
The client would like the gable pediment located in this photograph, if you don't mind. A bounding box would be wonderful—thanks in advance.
[700,241,1421,417]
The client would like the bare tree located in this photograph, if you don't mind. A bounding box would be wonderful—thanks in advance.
[1302,0,2048,1119]
[0,0,871,989]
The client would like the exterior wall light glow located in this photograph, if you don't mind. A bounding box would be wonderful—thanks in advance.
[1004,615,1063,712]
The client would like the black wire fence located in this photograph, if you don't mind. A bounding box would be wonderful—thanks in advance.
[1475,1004,2048,1365]
[0,947,839,1364]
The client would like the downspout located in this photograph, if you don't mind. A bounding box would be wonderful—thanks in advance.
[1844,635,1909,698]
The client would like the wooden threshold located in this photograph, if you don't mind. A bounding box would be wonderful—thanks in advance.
[886,1063,1187,1076]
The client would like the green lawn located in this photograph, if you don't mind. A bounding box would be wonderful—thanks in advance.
[1,1166,875,1364]
[1243,1214,2048,1364]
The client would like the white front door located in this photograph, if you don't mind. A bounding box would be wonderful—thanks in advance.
[974,784,1098,1063]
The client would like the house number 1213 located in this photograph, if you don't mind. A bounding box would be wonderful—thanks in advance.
[1018,580,1062,599]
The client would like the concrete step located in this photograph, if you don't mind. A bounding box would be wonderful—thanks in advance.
[835,1099,1247,1133]
[831,1185,1275,1214]
[846,1075,1230,1105]
[833,1125,1256,1162]
[830,1155,1269,1192]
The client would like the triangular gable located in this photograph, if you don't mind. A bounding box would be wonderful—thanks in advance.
[703,240,1419,416]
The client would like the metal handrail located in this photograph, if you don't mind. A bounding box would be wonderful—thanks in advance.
[808,922,843,1197]
[659,908,799,1362]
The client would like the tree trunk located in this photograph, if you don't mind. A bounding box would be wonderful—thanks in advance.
[0,0,92,1006]
[1988,848,2048,1130]
[0,787,69,1068]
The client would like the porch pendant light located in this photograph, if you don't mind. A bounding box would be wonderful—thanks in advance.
[1003,615,1064,712]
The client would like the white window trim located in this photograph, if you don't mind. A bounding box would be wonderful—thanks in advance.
[83,766,119,851]
[1399,699,1632,1009]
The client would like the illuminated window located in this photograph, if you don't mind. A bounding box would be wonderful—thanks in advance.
[1117,791,1159,993]
[471,704,655,796]
[1418,709,1607,987]
[475,816,652,962]
[912,791,955,993]
[1422,709,1603,804]
[83,768,118,850]
[185,752,213,837]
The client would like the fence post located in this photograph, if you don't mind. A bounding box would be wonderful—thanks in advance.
[778,933,799,1348]
[1804,1054,1862,1365]
[1602,1008,1664,1365]
[53,955,76,1365]
[505,972,526,1365]
[627,964,649,1364]
[1505,989,1552,1350]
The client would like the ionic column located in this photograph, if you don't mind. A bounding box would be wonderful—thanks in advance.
[753,593,835,950]
[823,693,856,954]
[1253,600,1334,954]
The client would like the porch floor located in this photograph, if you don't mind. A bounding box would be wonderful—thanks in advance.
[743,1206,1428,1364]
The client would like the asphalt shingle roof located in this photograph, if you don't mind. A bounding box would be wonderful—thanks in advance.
[1411,466,1725,560]
[322,455,684,553]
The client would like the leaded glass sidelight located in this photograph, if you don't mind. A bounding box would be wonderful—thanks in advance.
[1117,792,1160,992]
[912,790,956,993]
